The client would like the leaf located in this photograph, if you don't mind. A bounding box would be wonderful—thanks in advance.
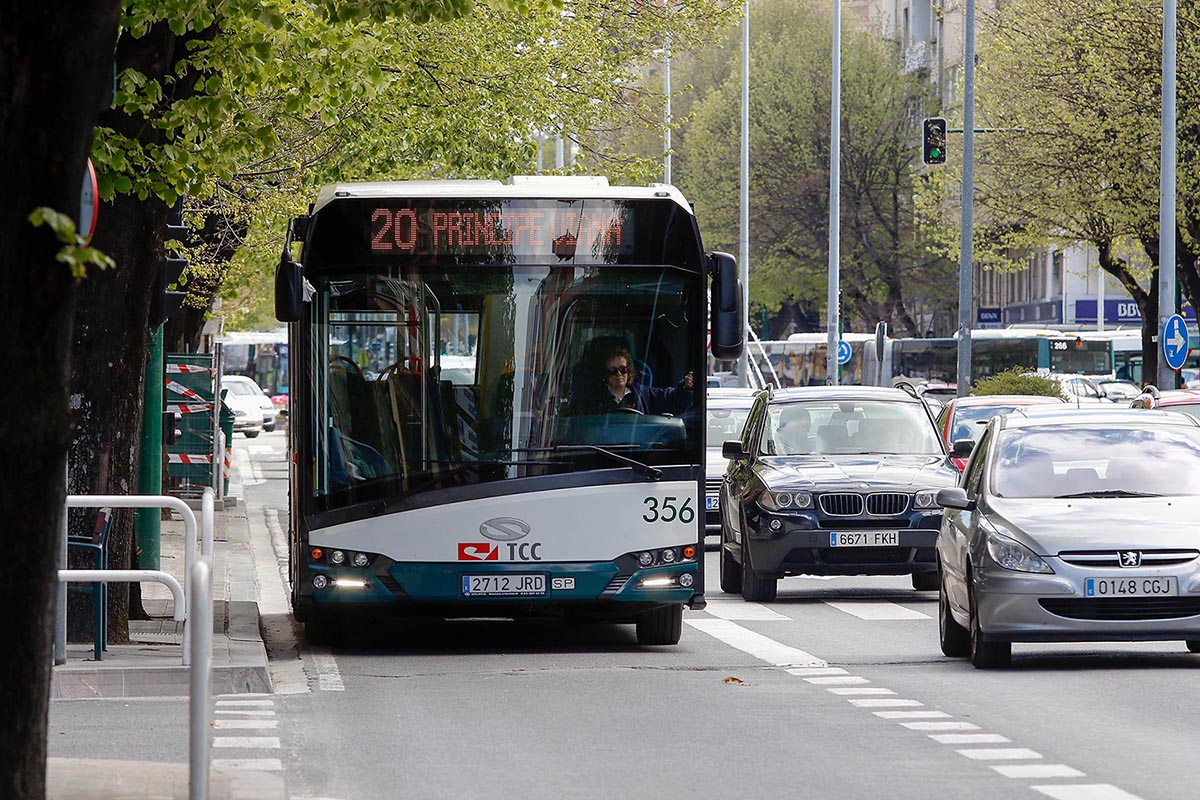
[722,676,747,685]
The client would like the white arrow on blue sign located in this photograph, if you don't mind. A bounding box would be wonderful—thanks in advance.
[1162,314,1189,370]
[836,340,853,365]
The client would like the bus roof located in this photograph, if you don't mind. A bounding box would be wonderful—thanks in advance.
[311,176,693,216]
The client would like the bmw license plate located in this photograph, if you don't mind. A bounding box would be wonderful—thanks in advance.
[462,574,547,597]
[1085,576,1177,597]
[706,496,719,511]
[830,531,899,547]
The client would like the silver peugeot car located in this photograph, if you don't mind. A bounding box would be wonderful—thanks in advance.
[936,406,1200,668]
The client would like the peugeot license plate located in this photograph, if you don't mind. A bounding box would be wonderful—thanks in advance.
[706,496,719,511]
[462,574,547,597]
[830,531,899,547]
[1085,576,1177,597]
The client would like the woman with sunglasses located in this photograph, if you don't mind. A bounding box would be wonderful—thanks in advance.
[595,344,694,416]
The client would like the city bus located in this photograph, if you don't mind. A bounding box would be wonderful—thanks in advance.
[889,329,1113,384]
[275,176,742,645]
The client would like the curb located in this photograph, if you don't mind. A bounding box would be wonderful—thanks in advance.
[47,757,287,800]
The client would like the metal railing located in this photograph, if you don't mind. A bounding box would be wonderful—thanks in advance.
[56,488,214,665]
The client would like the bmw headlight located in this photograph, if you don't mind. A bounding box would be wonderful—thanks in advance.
[986,532,1054,574]
[914,490,939,509]
[758,490,813,511]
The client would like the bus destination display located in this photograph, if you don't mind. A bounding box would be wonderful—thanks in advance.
[370,205,634,259]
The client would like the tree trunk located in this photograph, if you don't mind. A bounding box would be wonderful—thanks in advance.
[0,1,122,795]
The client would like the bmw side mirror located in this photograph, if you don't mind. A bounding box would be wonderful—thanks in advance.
[936,487,975,511]
[951,439,975,458]
[722,440,747,460]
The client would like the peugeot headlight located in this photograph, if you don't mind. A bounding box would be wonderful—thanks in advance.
[986,531,1054,574]
[758,490,813,511]
[914,490,939,509]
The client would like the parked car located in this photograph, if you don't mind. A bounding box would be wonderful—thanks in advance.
[936,406,1200,668]
[221,375,276,435]
[1130,385,1200,422]
[934,394,1066,470]
[707,371,741,389]
[719,386,959,601]
[705,388,758,544]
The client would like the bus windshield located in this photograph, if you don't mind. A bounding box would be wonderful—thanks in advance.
[305,265,701,510]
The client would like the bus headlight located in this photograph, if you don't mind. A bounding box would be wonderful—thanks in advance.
[638,552,655,567]
[660,548,677,563]
[678,572,695,588]
[352,552,370,568]
[330,550,346,565]
[312,574,328,589]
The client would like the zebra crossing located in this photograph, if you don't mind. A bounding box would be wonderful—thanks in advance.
[212,695,282,773]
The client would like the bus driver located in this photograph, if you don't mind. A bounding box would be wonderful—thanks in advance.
[594,344,694,416]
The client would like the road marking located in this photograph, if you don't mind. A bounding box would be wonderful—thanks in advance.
[785,667,847,676]
[216,699,274,707]
[930,733,1011,745]
[956,748,1042,761]
[874,710,951,719]
[803,675,869,685]
[213,737,281,749]
[994,765,1085,779]
[822,601,930,620]
[213,719,279,730]
[900,721,980,731]
[702,596,790,621]
[309,650,346,691]
[1032,786,1144,800]
[685,619,826,667]
[848,698,923,708]
[213,758,283,772]
[827,687,895,696]
[215,709,277,717]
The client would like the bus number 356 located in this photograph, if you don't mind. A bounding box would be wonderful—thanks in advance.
[642,497,695,524]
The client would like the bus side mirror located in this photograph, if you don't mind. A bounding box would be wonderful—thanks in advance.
[275,256,304,322]
[709,252,744,361]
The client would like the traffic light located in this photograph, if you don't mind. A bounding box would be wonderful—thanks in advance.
[150,199,188,327]
[922,117,947,165]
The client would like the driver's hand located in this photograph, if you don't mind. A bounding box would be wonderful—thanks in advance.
[684,371,694,389]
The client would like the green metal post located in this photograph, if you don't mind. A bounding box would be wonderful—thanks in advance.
[135,325,163,569]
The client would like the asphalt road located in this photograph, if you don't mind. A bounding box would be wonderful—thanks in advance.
[69,430,1200,800]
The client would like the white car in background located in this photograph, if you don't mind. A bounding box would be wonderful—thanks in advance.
[221,375,277,435]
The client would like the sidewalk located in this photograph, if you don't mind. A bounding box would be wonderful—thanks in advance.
[49,494,284,799]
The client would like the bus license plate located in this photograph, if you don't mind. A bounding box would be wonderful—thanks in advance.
[830,531,899,547]
[1085,576,1177,597]
[462,574,547,597]
[706,496,719,511]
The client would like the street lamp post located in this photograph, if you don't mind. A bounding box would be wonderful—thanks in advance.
[955,0,977,398]
[738,0,751,387]
[1158,0,1178,389]
[826,0,841,385]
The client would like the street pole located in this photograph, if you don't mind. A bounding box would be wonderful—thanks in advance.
[826,0,841,385]
[664,27,672,184]
[738,0,751,387]
[1158,0,1178,390]
[1097,246,1105,332]
[136,325,164,570]
[956,0,977,398]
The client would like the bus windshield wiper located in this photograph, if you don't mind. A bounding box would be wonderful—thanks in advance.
[552,445,663,481]
[1053,490,1163,499]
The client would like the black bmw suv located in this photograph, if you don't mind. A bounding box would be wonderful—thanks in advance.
[719,386,959,601]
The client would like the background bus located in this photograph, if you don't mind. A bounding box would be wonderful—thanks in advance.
[889,329,1112,385]
[278,176,741,646]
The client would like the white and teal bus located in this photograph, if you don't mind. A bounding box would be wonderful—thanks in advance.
[275,176,743,645]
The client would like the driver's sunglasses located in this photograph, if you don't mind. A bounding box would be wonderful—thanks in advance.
[607,365,631,376]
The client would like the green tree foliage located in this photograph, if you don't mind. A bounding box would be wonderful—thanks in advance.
[676,0,953,337]
[971,367,1066,399]
[917,0,1200,379]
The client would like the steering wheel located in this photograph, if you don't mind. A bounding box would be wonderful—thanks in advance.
[329,356,362,378]
[615,406,645,415]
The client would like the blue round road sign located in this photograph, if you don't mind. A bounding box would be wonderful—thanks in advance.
[836,340,853,365]
[1162,314,1189,371]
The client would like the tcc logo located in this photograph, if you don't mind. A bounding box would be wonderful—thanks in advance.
[458,543,498,561]
[479,517,531,542]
